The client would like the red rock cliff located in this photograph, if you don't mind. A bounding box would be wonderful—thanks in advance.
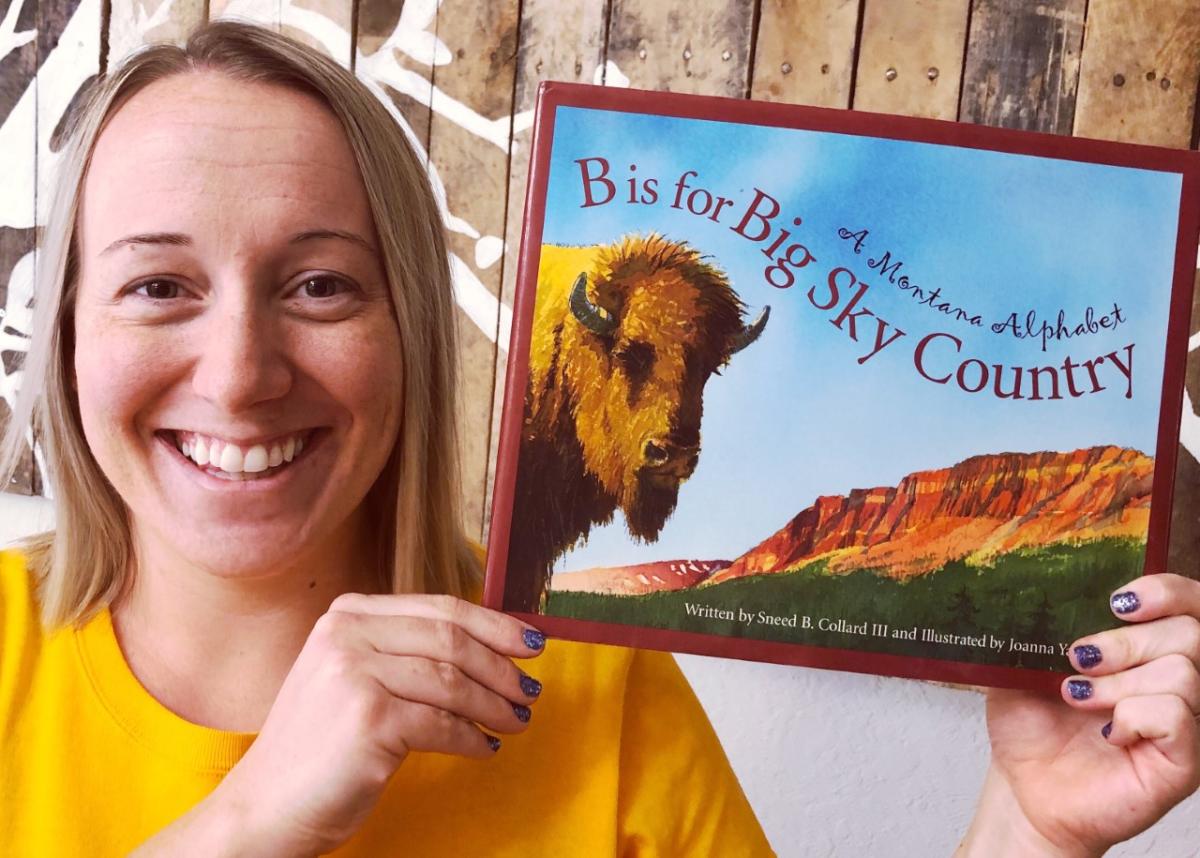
[708,446,1152,584]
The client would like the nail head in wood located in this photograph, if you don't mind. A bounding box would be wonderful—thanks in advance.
[1146,70,1156,81]
[1160,77,1171,90]
[1112,73,1125,87]
[638,48,647,60]
[683,47,692,60]
[885,67,897,81]
[721,50,731,61]
[781,62,793,74]
[927,67,939,81]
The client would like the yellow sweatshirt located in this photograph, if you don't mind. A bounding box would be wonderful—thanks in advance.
[0,550,772,856]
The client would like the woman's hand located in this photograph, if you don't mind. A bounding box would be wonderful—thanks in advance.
[134,594,547,858]
[959,573,1200,857]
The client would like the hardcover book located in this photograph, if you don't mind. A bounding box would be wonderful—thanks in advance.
[483,81,1200,690]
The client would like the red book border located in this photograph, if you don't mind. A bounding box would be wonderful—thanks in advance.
[484,81,1200,693]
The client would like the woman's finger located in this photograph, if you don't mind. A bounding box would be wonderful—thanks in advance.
[383,697,501,759]
[330,592,547,658]
[1107,573,1200,624]
[1069,614,1200,675]
[1103,694,1200,794]
[1061,653,1200,712]
[368,653,533,734]
[324,611,543,705]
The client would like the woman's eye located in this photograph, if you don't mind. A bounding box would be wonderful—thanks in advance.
[300,276,346,299]
[133,280,180,300]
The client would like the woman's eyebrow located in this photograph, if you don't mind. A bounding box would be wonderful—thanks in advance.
[289,229,376,253]
[101,232,191,255]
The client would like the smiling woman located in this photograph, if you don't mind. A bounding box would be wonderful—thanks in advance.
[0,21,773,856]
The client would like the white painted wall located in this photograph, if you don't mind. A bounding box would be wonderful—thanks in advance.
[2,494,1196,855]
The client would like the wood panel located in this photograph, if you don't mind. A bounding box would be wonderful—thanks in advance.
[428,0,520,539]
[1073,0,1200,147]
[750,0,860,108]
[606,0,756,97]
[108,0,205,64]
[852,0,970,119]
[482,0,609,538]
[354,0,435,153]
[209,0,352,65]
[959,0,1085,134]
[0,0,38,494]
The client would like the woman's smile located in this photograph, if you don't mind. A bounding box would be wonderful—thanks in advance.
[156,428,323,484]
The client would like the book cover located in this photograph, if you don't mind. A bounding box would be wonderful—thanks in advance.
[484,82,1200,691]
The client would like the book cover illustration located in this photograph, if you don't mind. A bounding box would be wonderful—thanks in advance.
[486,84,1199,688]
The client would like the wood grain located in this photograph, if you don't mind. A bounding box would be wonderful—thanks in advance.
[210,0,352,64]
[108,0,205,64]
[0,0,38,494]
[959,0,1085,134]
[1073,0,1200,147]
[853,0,970,119]
[482,0,609,538]
[750,0,860,108]
[208,0,281,30]
[606,0,756,97]
[355,0,436,154]
[428,0,520,539]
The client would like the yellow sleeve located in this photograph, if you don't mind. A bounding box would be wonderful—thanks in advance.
[616,649,775,857]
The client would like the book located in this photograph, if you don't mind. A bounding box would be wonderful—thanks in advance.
[483,81,1200,691]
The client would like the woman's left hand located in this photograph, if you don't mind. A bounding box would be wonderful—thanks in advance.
[959,573,1200,857]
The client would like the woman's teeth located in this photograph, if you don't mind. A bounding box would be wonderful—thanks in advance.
[175,432,306,480]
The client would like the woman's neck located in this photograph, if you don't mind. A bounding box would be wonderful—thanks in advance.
[110,514,381,732]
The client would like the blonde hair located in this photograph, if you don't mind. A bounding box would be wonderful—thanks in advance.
[0,20,480,627]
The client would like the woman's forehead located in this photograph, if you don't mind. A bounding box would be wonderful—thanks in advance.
[81,71,372,250]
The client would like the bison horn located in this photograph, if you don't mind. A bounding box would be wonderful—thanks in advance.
[729,306,770,355]
[569,272,618,336]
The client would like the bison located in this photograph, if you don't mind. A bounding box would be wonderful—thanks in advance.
[505,233,769,611]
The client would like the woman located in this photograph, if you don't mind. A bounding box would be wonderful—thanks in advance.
[0,21,1195,857]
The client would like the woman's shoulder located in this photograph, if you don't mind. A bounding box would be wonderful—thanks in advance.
[0,549,39,633]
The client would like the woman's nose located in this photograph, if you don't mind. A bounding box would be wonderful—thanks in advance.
[190,299,293,412]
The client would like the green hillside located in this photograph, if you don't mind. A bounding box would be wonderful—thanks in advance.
[544,538,1145,670]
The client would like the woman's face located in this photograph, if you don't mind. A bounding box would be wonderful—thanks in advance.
[72,72,403,578]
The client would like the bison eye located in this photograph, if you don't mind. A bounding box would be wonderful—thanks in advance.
[614,341,655,380]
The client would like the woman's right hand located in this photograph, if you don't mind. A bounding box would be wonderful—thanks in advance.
[136,593,546,857]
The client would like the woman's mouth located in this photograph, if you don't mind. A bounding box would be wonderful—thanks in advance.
[162,429,318,481]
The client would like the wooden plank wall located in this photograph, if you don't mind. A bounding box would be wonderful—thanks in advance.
[1,0,1198,561]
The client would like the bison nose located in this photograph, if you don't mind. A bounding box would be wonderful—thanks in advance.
[644,439,670,466]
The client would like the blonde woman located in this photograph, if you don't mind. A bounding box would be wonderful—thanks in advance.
[0,21,1196,857]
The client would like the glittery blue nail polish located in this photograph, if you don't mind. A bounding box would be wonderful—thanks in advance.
[523,629,545,650]
[486,734,501,752]
[1111,591,1141,615]
[1067,679,1093,700]
[1101,722,1113,739]
[512,703,532,723]
[1073,644,1102,669]
[519,673,542,698]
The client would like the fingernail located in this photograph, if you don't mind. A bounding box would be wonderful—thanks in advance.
[523,629,546,650]
[486,734,501,752]
[519,673,542,698]
[1073,644,1103,669]
[1067,679,1093,700]
[1101,721,1113,740]
[512,703,532,723]
[1111,591,1141,615]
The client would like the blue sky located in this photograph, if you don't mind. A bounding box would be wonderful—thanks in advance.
[534,106,1185,571]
